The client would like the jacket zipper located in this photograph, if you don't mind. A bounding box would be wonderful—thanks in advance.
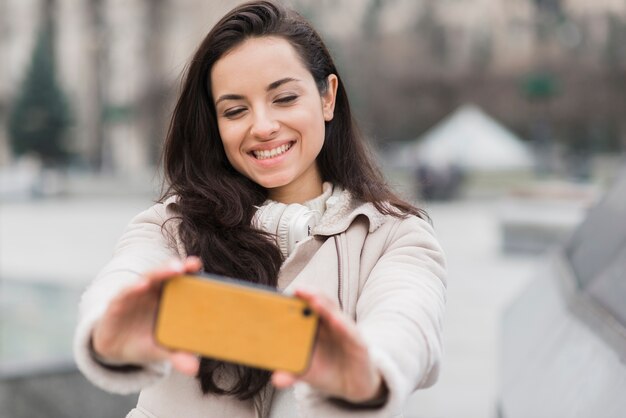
[333,235,344,311]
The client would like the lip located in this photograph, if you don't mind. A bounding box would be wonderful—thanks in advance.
[247,140,296,166]
[247,140,295,153]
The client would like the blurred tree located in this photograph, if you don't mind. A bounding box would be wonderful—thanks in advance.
[86,0,107,171]
[143,0,167,165]
[604,13,626,70]
[470,29,494,73]
[533,0,563,17]
[291,0,325,23]
[0,0,10,164]
[522,71,559,100]
[604,13,626,152]
[8,16,71,166]
[415,0,448,67]
[533,0,565,42]
[362,0,384,39]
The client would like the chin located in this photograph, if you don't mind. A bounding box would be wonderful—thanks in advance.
[254,175,292,190]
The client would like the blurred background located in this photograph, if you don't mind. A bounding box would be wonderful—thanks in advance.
[1,0,625,417]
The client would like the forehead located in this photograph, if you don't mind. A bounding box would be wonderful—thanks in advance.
[210,36,312,95]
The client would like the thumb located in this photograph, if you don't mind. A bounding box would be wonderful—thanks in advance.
[169,351,200,377]
[271,371,299,388]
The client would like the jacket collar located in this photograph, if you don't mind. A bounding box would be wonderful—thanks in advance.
[312,186,386,236]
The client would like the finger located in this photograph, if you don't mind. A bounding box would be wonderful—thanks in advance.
[183,256,203,272]
[144,256,203,286]
[295,289,361,343]
[294,288,336,310]
[295,289,345,328]
[106,276,157,312]
[111,261,186,313]
[169,351,200,377]
[271,371,299,388]
[138,257,203,301]
[113,277,151,300]
[143,259,187,284]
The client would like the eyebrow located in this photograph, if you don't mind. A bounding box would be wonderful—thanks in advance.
[267,77,299,91]
[215,77,300,106]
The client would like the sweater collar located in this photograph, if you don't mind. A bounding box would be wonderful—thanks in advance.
[301,182,334,216]
[162,184,388,236]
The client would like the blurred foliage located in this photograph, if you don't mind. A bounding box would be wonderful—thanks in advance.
[605,14,626,70]
[329,1,626,157]
[523,71,559,100]
[4,0,624,173]
[8,25,72,166]
[102,104,134,124]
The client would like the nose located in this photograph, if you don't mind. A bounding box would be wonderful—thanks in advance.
[250,108,279,140]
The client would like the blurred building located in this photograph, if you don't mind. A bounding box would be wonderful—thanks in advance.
[0,0,624,175]
[500,164,626,417]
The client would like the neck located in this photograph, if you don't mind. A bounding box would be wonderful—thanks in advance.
[267,171,323,204]
[268,183,323,204]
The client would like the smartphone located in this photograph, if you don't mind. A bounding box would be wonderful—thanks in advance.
[154,273,319,374]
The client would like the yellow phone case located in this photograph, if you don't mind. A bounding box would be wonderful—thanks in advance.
[154,274,319,374]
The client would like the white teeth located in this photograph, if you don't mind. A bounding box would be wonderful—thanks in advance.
[253,142,292,160]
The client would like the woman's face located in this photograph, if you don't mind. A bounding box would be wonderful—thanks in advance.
[211,36,337,203]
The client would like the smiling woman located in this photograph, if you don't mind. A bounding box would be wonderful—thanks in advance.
[73,1,447,418]
[212,37,336,202]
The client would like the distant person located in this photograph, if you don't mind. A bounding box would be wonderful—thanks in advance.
[73,2,447,417]
[417,163,465,200]
[416,164,437,200]
[444,163,466,199]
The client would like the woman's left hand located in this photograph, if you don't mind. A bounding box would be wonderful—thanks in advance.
[271,288,387,404]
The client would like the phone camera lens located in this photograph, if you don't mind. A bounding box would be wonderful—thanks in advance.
[302,307,312,317]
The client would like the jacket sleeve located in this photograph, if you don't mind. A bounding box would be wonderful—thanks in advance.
[73,202,183,394]
[296,215,447,417]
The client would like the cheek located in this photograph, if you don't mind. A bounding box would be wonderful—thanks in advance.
[292,106,326,142]
[304,114,327,151]
[218,125,241,155]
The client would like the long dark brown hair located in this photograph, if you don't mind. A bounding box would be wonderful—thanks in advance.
[159,0,426,400]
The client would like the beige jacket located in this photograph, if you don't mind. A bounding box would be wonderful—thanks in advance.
[73,189,447,418]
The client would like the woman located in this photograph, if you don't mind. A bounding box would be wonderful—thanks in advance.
[73,1,447,417]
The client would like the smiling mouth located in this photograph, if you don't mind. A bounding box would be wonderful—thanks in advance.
[251,141,294,160]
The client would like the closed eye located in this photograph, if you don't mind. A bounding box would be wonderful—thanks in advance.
[274,95,298,104]
[223,107,246,118]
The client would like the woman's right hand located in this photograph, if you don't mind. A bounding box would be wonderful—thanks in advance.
[91,256,203,376]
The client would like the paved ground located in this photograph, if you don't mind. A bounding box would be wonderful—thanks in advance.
[0,192,543,417]
[406,200,540,418]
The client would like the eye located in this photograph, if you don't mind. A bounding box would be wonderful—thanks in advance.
[223,107,246,119]
[274,95,298,105]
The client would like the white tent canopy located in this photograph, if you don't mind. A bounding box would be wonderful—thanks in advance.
[395,104,534,172]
